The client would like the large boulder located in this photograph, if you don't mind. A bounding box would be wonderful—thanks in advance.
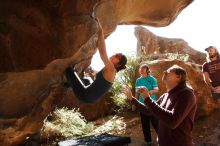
[134,26,206,64]
[0,0,193,72]
[0,0,193,145]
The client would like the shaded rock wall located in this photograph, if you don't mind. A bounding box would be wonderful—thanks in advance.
[0,0,193,145]
[0,0,193,72]
[0,0,98,72]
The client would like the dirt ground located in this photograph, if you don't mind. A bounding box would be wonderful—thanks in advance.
[113,108,220,146]
[54,109,220,146]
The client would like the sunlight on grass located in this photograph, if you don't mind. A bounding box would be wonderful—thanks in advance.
[41,108,126,141]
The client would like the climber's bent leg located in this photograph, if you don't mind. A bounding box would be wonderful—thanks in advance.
[65,67,113,103]
[65,67,86,99]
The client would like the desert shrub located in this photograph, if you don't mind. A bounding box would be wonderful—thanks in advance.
[41,108,126,142]
[110,55,138,110]
[165,53,189,62]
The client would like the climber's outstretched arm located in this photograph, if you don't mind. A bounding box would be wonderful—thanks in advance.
[96,20,113,70]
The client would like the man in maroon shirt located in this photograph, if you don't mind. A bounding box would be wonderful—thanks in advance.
[123,65,197,146]
[202,46,220,104]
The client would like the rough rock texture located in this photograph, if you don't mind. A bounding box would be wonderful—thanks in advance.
[0,0,193,145]
[135,26,206,64]
[0,0,193,72]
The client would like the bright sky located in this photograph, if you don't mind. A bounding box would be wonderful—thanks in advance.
[91,0,220,71]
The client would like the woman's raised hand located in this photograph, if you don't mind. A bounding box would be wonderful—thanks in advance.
[122,86,133,101]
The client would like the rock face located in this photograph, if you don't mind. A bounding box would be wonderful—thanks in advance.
[0,0,193,145]
[135,26,206,64]
[0,0,193,72]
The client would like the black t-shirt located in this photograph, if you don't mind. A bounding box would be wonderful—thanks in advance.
[202,58,220,87]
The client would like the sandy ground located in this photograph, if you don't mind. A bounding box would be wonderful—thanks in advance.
[115,109,220,146]
[55,109,220,146]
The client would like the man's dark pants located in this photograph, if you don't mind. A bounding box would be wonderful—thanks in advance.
[140,112,158,143]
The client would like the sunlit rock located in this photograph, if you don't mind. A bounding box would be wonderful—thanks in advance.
[135,26,206,64]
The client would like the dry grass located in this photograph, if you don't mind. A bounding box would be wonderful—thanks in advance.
[41,107,126,141]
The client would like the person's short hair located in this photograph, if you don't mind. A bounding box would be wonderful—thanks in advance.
[168,65,187,84]
[140,64,150,74]
[204,46,220,62]
[205,46,217,51]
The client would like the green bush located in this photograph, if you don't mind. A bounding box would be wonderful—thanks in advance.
[110,55,139,110]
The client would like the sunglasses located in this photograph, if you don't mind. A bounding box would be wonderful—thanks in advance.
[163,70,175,76]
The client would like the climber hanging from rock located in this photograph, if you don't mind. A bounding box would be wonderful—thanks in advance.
[65,18,127,103]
